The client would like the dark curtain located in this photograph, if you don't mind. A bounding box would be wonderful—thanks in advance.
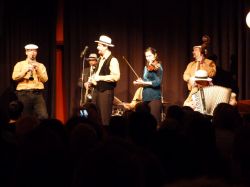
[0,0,57,119]
[64,0,250,117]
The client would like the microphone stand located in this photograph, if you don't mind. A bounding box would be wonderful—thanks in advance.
[160,69,166,122]
[80,55,87,107]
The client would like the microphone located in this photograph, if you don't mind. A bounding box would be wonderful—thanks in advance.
[80,46,88,58]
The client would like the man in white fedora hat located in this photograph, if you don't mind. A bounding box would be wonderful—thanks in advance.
[89,35,120,126]
[12,43,48,119]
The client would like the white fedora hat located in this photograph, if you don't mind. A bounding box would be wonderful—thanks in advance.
[24,44,38,50]
[193,69,212,81]
[95,35,114,47]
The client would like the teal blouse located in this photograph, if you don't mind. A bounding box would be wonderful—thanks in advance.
[142,64,163,102]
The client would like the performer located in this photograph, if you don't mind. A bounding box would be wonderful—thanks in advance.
[12,44,48,119]
[183,69,213,109]
[133,47,163,125]
[183,35,216,91]
[113,87,143,111]
[122,87,143,110]
[91,35,120,126]
[78,53,99,105]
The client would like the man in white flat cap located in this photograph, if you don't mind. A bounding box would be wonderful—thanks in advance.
[12,43,48,119]
[183,69,213,109]
[91,35,120,126]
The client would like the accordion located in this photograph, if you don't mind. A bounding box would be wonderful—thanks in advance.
[192,85,232,115]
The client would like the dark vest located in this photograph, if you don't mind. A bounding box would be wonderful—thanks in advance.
[96,55,117,92]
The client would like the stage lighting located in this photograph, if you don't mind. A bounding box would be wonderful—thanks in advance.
[246,11,250,28]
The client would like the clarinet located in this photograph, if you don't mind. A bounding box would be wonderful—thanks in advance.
[28,58,36,80]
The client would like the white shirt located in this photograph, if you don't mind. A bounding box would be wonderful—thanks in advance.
[95,50,120,82]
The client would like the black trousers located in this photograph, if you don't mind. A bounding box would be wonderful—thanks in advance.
[148,99,162,125]
[93,89,114,126]
[16,90,48,120]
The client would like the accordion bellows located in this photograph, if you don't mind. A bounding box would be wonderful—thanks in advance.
[192,85,232,115]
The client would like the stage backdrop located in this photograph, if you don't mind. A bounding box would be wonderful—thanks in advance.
[0,0,249,121]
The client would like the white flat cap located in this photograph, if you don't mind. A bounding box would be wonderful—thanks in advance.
[24,44,39,50]
[193,69,212,82]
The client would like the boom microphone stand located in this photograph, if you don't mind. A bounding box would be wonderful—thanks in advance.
[79,46,88,107]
